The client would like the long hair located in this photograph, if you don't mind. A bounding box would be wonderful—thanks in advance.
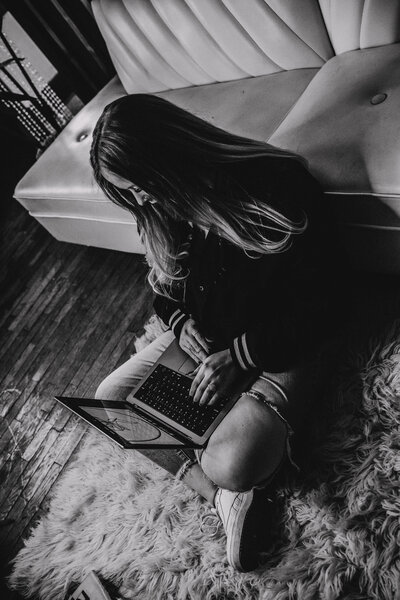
[90,94,307,295]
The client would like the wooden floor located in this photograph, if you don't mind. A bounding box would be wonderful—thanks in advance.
[0,201,154,594]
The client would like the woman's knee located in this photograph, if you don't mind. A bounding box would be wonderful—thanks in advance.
[95,375,117,401]
[95,371,136,401]
[201,440,285,492]
[95,331,174,401]
[201,448,255,492]
[200,398,288,491]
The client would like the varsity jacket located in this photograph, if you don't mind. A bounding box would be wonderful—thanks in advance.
[154,157,347,373]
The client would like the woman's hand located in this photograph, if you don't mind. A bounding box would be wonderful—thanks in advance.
[189,349,243,406]
[179,318,211,364]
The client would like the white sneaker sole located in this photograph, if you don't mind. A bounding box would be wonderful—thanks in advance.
[225,490,254,571]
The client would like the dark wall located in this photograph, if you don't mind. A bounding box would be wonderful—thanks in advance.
[1,110,36,217]
[1,0,115,103]
[0,0,115,212]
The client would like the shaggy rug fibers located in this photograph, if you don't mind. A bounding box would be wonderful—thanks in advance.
[8,317,400,600]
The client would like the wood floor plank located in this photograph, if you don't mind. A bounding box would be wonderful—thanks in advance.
[25,254,142,410]
[0,247,123,422]
[6,246,74,333]
[0,222,51,319]
[44,261,151,400]
[0,246,98,380]
[0,211,41,278]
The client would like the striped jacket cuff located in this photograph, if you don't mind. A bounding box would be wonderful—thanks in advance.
[168,308,189,338]
[230,333,258,371]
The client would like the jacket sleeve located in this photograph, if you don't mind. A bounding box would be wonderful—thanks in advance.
[153,294,190,340]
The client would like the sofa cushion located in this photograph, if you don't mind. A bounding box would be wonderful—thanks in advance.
[269,43,400,271]
[318,0,400,55]
[92,0,332,93]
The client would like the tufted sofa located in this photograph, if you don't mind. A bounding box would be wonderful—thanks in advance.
[14,0,400,271]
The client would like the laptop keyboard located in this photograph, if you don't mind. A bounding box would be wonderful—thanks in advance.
[134,364,224,435]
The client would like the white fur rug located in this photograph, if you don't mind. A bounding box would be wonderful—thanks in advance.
[8,318,400,600]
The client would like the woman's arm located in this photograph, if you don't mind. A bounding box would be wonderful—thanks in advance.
[154,295,211,363]
[154,294,211,364]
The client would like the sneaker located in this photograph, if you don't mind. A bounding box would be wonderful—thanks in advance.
[213,487,274,572]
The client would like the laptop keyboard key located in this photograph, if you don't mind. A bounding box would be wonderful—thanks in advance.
[134,364,223,435]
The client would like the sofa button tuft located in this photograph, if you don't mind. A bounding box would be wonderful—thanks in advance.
[370,93,387,105]
[77,132,89,142]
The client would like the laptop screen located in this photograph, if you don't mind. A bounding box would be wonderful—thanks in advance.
[56,397,188,448]
[82,404,161,443]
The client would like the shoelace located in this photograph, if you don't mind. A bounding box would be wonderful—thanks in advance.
[200,507,221,537]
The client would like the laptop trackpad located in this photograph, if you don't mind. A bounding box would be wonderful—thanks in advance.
[160,340,197,375]
[177,355,198,375]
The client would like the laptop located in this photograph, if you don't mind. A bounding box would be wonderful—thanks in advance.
[56,339,254,449]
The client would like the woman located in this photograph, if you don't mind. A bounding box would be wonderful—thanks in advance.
[90,94,345,572]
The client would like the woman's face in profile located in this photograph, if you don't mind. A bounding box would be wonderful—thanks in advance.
[102,168,157,206]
